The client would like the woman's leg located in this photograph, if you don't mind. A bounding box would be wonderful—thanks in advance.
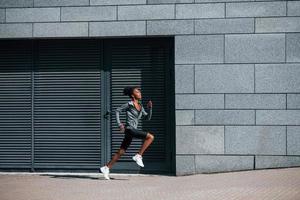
[106,148,126,169]
[138,133,154,156]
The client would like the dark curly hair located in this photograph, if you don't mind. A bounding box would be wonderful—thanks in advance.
[123,86,139,98]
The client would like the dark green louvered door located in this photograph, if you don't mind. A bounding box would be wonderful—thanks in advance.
[0,40,33,169]
[0,38,174,174]
[33,39,103,169]
[106,38,174,174]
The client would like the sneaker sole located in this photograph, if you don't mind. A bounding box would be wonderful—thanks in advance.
[100,168,110,180]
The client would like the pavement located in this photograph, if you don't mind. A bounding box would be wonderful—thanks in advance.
[0,167,300,200]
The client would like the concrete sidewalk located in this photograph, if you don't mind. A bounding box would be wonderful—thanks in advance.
[0,167,300,200]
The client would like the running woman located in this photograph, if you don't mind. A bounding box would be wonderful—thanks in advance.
[100,86,154,180]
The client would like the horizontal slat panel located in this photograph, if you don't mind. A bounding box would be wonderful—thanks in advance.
[34,39,102,168]
[110,42,168,164]
[0,40,32,168]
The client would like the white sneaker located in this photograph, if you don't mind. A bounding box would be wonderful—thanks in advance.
[132,154,144,167]
[100,166,110,180]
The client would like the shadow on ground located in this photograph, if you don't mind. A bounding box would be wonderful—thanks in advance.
[39,174,129,181]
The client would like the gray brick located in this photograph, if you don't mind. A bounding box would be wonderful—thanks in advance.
[175,65,194,93]
[33,22,88,37]
[255,64,300,93]
[226,2,286,17]
[225,126,286,155]
[148,0,193,4]
[195,64,254,93]
[176,94,224,109]
[176,126,224,154]
[195,110,255,125]
[91,0,146,5]
[256,156,300,169]
[6,7,60,22]
[195,18,254,34]
[147,20,193,35]
[287,94,300,109]
[0,0,33,8]
[195,155,254,173]
[34,0,89,7]
[256,110,300,125]
[288,1,300,16]
[0,23,32,38]
[176,155,195,176]
[89,21,145,37]
[287,126,300,155]
[118,5,174,20]
[225,34,285,63]
[0,9,4,22]
[287,33,300,62]
[225,94,286,109]
[175,35,224,64]
[256,17,300,33]
[176,3,225,19]
[176,110,194,125]
[61,6,116,22]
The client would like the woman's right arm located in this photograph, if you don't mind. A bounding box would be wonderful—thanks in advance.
[115,102,129,129]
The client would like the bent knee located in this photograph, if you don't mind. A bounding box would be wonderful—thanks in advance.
[147,133,154,140]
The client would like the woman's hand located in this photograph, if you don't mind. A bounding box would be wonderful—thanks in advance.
[119,123,125,133]
[147,100,152,108]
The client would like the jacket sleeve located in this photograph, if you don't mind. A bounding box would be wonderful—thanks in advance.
[141,106,152,121]
[115,102,129,127]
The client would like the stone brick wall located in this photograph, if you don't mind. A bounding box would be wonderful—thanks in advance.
[0,0,299,175]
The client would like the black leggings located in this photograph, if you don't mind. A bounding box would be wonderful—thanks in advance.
[120,128,148,150]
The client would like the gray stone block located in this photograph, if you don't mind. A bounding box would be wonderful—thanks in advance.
[118,5,174,20]
[176,94,224,109]
[0,9,4,22]
[175,65,194,93]
[287,126,300,155]
[148,0,193,4]
[256,110,300,125]
[195,110,255,125]
[6,7,60,22]
[176,3,225,19]
[255,64,300,93]
[195,64,254,93]
[225,34,285,63]
[256,17,300,33]
[225,94,286,109]
[91,0,146,5]
[226,1,286,17]
[256,156,300,169]
[61,6,116,21]
[176,110,194,125]
[288,1,300,16]
[33,22,88,37]
[225,126,286,155]
[287,94,300,109]
[195,18,254,34]
[147,20,193,35]
[89,21,145,37]
[0,23,32,38]
[34,0,89,7]
[287,33,300,62]
[176,155,195,176]
[176,126,224,154]
[195,155,254,173]
[0,0,33,8]
[175,35,224,64]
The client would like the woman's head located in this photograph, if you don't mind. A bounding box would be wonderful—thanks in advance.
[123,86,142,100]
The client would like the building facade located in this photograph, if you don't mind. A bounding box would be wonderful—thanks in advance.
[0,0,300,176]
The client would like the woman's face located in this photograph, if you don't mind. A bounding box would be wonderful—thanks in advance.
[132,88,142,100]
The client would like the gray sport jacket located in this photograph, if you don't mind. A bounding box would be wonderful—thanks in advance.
[115,100,152,129]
